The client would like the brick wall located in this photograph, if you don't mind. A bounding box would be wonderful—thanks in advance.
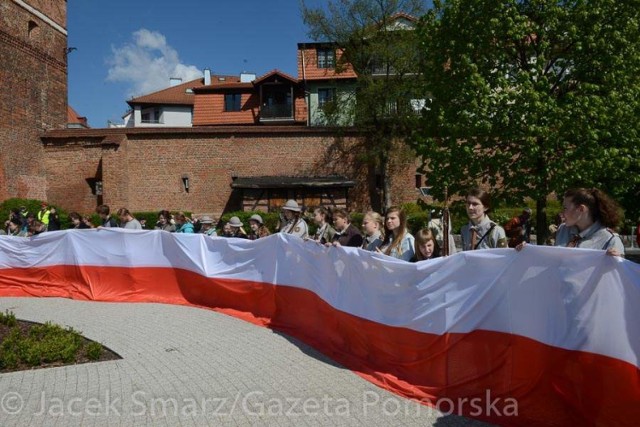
[0,0,67,200]
[43,139,103,210]
[42,128,421,217]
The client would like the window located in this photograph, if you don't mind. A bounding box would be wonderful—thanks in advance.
[224,93,242,112]
[317,48,335,69]
[28,20,39,38]
[141,108,161,124]
[318,88,336,108]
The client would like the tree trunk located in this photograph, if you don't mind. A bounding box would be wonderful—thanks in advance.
[535,138,549,245]
[380,150,392,211]
[536,197,548,245]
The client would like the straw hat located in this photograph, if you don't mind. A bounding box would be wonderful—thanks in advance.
[249,214,264,224]
[228,216,243,227]
[282,199,301,212]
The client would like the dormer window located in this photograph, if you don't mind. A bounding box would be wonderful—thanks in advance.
[317,48,335,69]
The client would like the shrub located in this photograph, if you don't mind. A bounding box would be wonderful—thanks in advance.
[0,328,24,369]
[23,343,42,366]
[400,202,425,217]
[0,350,19,370]
[350,212,364,230]
[0,310,17,327]
[85,342,103,361]
[0,315,97,371]
[0,197,71,229]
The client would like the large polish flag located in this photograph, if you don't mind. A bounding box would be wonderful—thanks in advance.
[0,229,638,426]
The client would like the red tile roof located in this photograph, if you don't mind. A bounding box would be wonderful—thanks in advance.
[67,106,89,128]
[254,69,298,84]
[194,82,253,92]
[127,78,204,106]
[193,71,299,93]
[208,75,242,84]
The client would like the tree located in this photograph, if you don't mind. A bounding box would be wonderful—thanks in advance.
[413,0,640,242]
[301,0,429,210]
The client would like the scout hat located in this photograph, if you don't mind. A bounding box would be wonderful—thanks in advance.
[200,215,214,224]
[228,216,243,227]
[249,214,264,224]
[282,200,301,212]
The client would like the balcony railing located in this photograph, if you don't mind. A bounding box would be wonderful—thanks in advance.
[260,104,293,120]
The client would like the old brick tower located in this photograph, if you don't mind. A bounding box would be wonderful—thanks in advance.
[0,0,68,200]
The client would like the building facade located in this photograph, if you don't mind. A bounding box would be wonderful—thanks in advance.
[1,1,424,217]
[193,70,307,126]
[41,126,419,217]
[123,78,203,128]
[298,43,358,126]
[0,0,68,200]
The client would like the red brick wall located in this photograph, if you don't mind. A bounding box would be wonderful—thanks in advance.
[0,0,67,200]
[43,140,103,210]
[42,129,421,217]
[388,140,424,206]
[101,141,129,211]
[21,0,66,28]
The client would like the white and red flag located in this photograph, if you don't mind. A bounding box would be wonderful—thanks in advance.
[0,229,638,425]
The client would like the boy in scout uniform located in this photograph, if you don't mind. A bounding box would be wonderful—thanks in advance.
[460,188,508,250]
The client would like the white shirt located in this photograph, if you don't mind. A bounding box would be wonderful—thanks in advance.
[461,216,507,250]
[280,218,308,239]
[123,218,142,230]
[555,221,624,253]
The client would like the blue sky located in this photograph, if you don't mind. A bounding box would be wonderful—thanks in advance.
[67,1,325,128]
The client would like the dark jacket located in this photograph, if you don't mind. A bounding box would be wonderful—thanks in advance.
[332,224,364,247]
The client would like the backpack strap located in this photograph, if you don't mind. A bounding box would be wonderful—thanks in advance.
[474,223,497,249]
[602,228,617,250]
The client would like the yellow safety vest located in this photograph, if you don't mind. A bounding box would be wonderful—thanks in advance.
[37,209,50,225]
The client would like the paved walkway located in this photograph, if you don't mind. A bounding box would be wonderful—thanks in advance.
[0,297,488,426]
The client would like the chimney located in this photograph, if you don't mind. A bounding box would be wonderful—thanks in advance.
[169,77,182,87]
[204,68,211,86]
[240,71,256,83]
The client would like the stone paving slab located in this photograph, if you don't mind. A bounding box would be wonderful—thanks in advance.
[0,297,490,426]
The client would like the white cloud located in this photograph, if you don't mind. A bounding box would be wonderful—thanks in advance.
[107,29,202,97]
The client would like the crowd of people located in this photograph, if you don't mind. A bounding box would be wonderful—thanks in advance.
[1,187,628,259]
[3,202,61,237]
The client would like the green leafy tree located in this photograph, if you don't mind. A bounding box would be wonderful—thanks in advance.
[301,0,429,210]
[414,0,640,242]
